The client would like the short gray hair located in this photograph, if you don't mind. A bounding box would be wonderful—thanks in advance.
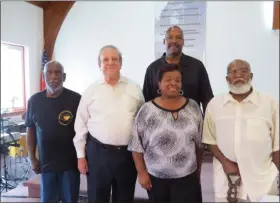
[43,60,64,73]
[98,45,122,64]
[227,59,251,74]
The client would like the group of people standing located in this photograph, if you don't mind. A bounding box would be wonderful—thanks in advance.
[25,25,279,203]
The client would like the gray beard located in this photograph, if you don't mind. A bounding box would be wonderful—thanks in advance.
[46,83,63,94]
[228,79,252,94]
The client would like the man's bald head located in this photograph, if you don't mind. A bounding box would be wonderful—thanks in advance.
[43,61,64,74]
[165,25,184,38]
[227,59,251,75]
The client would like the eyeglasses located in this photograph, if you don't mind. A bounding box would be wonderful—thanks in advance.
[227,68,250,76]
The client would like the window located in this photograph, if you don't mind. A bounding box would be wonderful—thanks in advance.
[1,42,26,114]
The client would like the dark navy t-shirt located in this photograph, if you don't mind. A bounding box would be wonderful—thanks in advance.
[25,88,81,172]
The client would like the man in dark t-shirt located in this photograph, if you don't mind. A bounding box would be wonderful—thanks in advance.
[25,60,81,202]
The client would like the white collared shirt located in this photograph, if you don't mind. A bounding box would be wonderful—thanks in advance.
[202,89,279,202]
[73,76,145,158]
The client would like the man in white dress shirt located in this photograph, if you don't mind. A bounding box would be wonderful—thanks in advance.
[202,59,279,202]
[73,45,145,203]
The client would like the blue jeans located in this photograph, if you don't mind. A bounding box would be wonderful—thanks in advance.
[40,170,80,203]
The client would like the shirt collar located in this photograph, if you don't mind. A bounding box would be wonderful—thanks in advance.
[160,52,188,65]
[97,75,128,85]
[223,88,259,106]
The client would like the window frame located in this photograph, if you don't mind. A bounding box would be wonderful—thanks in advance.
[1,42,26,117]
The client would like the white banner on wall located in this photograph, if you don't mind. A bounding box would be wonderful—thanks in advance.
[155,1,206,63]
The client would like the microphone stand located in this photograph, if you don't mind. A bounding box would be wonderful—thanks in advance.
[0,109,16,193]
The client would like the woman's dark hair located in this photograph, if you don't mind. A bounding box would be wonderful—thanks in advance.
[158,63,183,82]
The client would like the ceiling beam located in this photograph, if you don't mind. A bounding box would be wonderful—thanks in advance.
[26,1,75,58]
[43,1,75,58]
[26,1,51,9]
[273,1,279,30]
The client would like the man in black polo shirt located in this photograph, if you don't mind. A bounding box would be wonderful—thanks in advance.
[143,25,213,113]
[25,61,81,202]
[143,25,214,202]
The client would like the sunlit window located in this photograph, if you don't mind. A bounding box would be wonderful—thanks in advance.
[1,42,26,114]
[263,1,274,29]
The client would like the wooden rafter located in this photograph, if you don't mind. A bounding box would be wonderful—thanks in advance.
[273,1,279,30]
[26,1,51,9]
[27,1,75,58]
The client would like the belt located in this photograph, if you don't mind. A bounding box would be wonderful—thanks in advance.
[88,135,128,151]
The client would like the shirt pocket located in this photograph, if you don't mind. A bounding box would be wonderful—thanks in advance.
[88,91,110,117]
[122,89,140,114]
[246,118,271,141]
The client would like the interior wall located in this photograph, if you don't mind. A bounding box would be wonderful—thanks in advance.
[1,1,44,105]
[54,1,278,99]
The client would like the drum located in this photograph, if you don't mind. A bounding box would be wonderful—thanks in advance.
[9,134,28,157]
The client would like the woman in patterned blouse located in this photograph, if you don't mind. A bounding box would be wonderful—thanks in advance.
[128,63,204,203]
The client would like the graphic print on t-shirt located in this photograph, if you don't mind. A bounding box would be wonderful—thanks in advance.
[58,110,73,126]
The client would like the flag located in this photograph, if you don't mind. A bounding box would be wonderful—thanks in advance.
[40,49,49,90]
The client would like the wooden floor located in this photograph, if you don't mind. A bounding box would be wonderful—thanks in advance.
[1,160,214,202]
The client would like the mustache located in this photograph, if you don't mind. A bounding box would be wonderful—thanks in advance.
[46,82,63,92]
[232,78,246,84]
[48,79,62,84]
[168,43,180,48]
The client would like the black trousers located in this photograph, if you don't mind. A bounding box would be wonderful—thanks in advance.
[147,171,202,203]
[86,135,137,203]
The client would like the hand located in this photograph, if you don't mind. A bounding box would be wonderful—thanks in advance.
[222,159,240,176]
[138,170,152,190]
[78,158,88,175]
[31,158,40,174]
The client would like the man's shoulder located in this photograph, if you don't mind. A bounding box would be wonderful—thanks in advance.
[122,76,141,88]
[255,91,279,105]
[79,83,99,98]
[28,90,45,102]
[64,88,81,98]
[122,76,144,99]
[146,57,163,71]
[182,53,204,67]
[207,93,228,107]
[84,80,104,91]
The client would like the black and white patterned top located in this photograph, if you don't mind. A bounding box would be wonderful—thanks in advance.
[128,99,203,179]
